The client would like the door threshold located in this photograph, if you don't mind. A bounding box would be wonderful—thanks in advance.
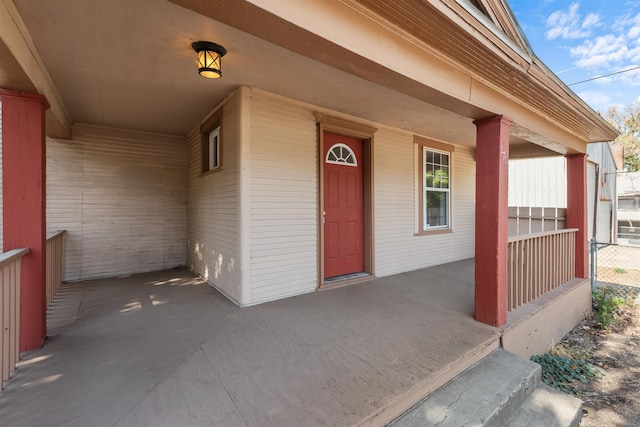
[321,272,374,290]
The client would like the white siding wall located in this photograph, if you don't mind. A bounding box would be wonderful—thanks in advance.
[587,161,596,240]
[587,142,618,202]
[0,99,3,253]
[47,124,187,281]
[186,94,240,303]
[508,157,567,208]
[374,127,476,276]
[597,201,613,242]
[587,142,618,243]
[509,146,618,243]
[188,88,478,306]
[248,90,318,305]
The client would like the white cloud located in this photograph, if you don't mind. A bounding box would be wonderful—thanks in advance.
[618,66,640,86]
[574,88,612,110]
[569,12,640,69]
[546,3,598,40]
[571,34,628,67]
[582,13,600,29]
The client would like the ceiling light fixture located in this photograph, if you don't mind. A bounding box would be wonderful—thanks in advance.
[191,41,227,79]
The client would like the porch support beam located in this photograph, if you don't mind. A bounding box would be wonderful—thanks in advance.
[0,0,71,139]
[566,153,588,278]
[1,88,48,351]
[474,115,511,327]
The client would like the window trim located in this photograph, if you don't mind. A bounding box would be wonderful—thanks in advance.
[200,107,223,175]
[415,136,455,236]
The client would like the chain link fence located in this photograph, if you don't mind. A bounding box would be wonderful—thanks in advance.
[591,240,640,295]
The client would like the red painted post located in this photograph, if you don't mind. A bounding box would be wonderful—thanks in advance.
[474,115,511,327]
[1,89,49,352]
[566,154,588,279]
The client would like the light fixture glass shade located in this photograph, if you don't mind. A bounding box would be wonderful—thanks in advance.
[192,41,226,79]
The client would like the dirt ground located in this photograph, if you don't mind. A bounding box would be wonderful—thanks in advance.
[551,286,640,427]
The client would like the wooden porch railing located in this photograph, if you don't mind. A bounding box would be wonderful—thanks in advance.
[507,228,577,311]
[1,248,29,390]
[46,230,66,306]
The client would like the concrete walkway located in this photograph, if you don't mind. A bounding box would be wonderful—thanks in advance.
[0,260,500,427]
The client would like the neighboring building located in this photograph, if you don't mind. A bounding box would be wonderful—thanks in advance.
[618,171,640,245]
[0,0,618,356]
[508,141,620,243]
[587,142,621,243]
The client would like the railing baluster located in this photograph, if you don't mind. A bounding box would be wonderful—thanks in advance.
[0,248,30,391]
[507,229,578,312]
[46,231,66,307]
[518,240,524,308]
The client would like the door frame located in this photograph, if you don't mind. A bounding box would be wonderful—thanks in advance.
[316,114,376,288]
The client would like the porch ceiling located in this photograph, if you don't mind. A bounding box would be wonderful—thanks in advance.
[6,0,477,147]
[4,0,609,155]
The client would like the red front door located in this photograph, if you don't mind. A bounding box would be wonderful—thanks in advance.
[323,132,365,279]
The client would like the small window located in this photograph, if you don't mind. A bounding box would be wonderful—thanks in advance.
[416,137,454,233]
[201,108,223,174]
[326,143,357,166]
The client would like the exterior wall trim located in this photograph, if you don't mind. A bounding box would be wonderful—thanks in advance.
[238,86,252,306]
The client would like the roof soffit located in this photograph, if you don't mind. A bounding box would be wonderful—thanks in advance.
[346,0,618,143]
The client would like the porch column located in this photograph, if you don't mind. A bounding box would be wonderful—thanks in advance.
[474,115,511,327]
[566,153,588,278]
[1,89,49,351]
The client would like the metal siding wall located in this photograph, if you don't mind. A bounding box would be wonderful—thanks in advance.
[587,142,617,201]
[374,127,476,276]
[186,95,240,303]
[597,200,612,243]
[249,91,318,304]
[508,157,567,208]
[47,125,187,281]
[587,161,596,240]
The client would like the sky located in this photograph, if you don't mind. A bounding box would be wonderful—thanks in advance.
[507,0,640,114]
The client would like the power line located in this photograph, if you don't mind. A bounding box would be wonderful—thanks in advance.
[568,65,640,86]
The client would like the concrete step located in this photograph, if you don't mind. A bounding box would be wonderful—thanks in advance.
[507,383,582,427]
[388,349,541,427]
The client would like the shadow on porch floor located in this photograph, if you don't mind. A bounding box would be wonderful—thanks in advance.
[0,259,502,426]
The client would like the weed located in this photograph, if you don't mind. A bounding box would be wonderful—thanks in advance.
[531,353,602,395]
[593,286,627,329]
[614,267,627,274]
[550,341,590,361]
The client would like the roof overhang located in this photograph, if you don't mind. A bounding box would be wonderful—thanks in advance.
[0,0,618,155]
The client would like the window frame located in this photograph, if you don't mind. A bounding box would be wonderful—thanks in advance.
[200,108,223,175]
[415,136,454,235]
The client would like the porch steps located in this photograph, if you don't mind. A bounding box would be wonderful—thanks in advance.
[387,349,582,427]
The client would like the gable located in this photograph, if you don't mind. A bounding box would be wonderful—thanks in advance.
[465,0,532,55]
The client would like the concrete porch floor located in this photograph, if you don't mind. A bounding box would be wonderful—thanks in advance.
[1,259,530,426]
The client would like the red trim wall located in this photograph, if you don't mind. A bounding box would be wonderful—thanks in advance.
[566,154,588,279]
[1,89,49,351]
[474,115,511,327]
